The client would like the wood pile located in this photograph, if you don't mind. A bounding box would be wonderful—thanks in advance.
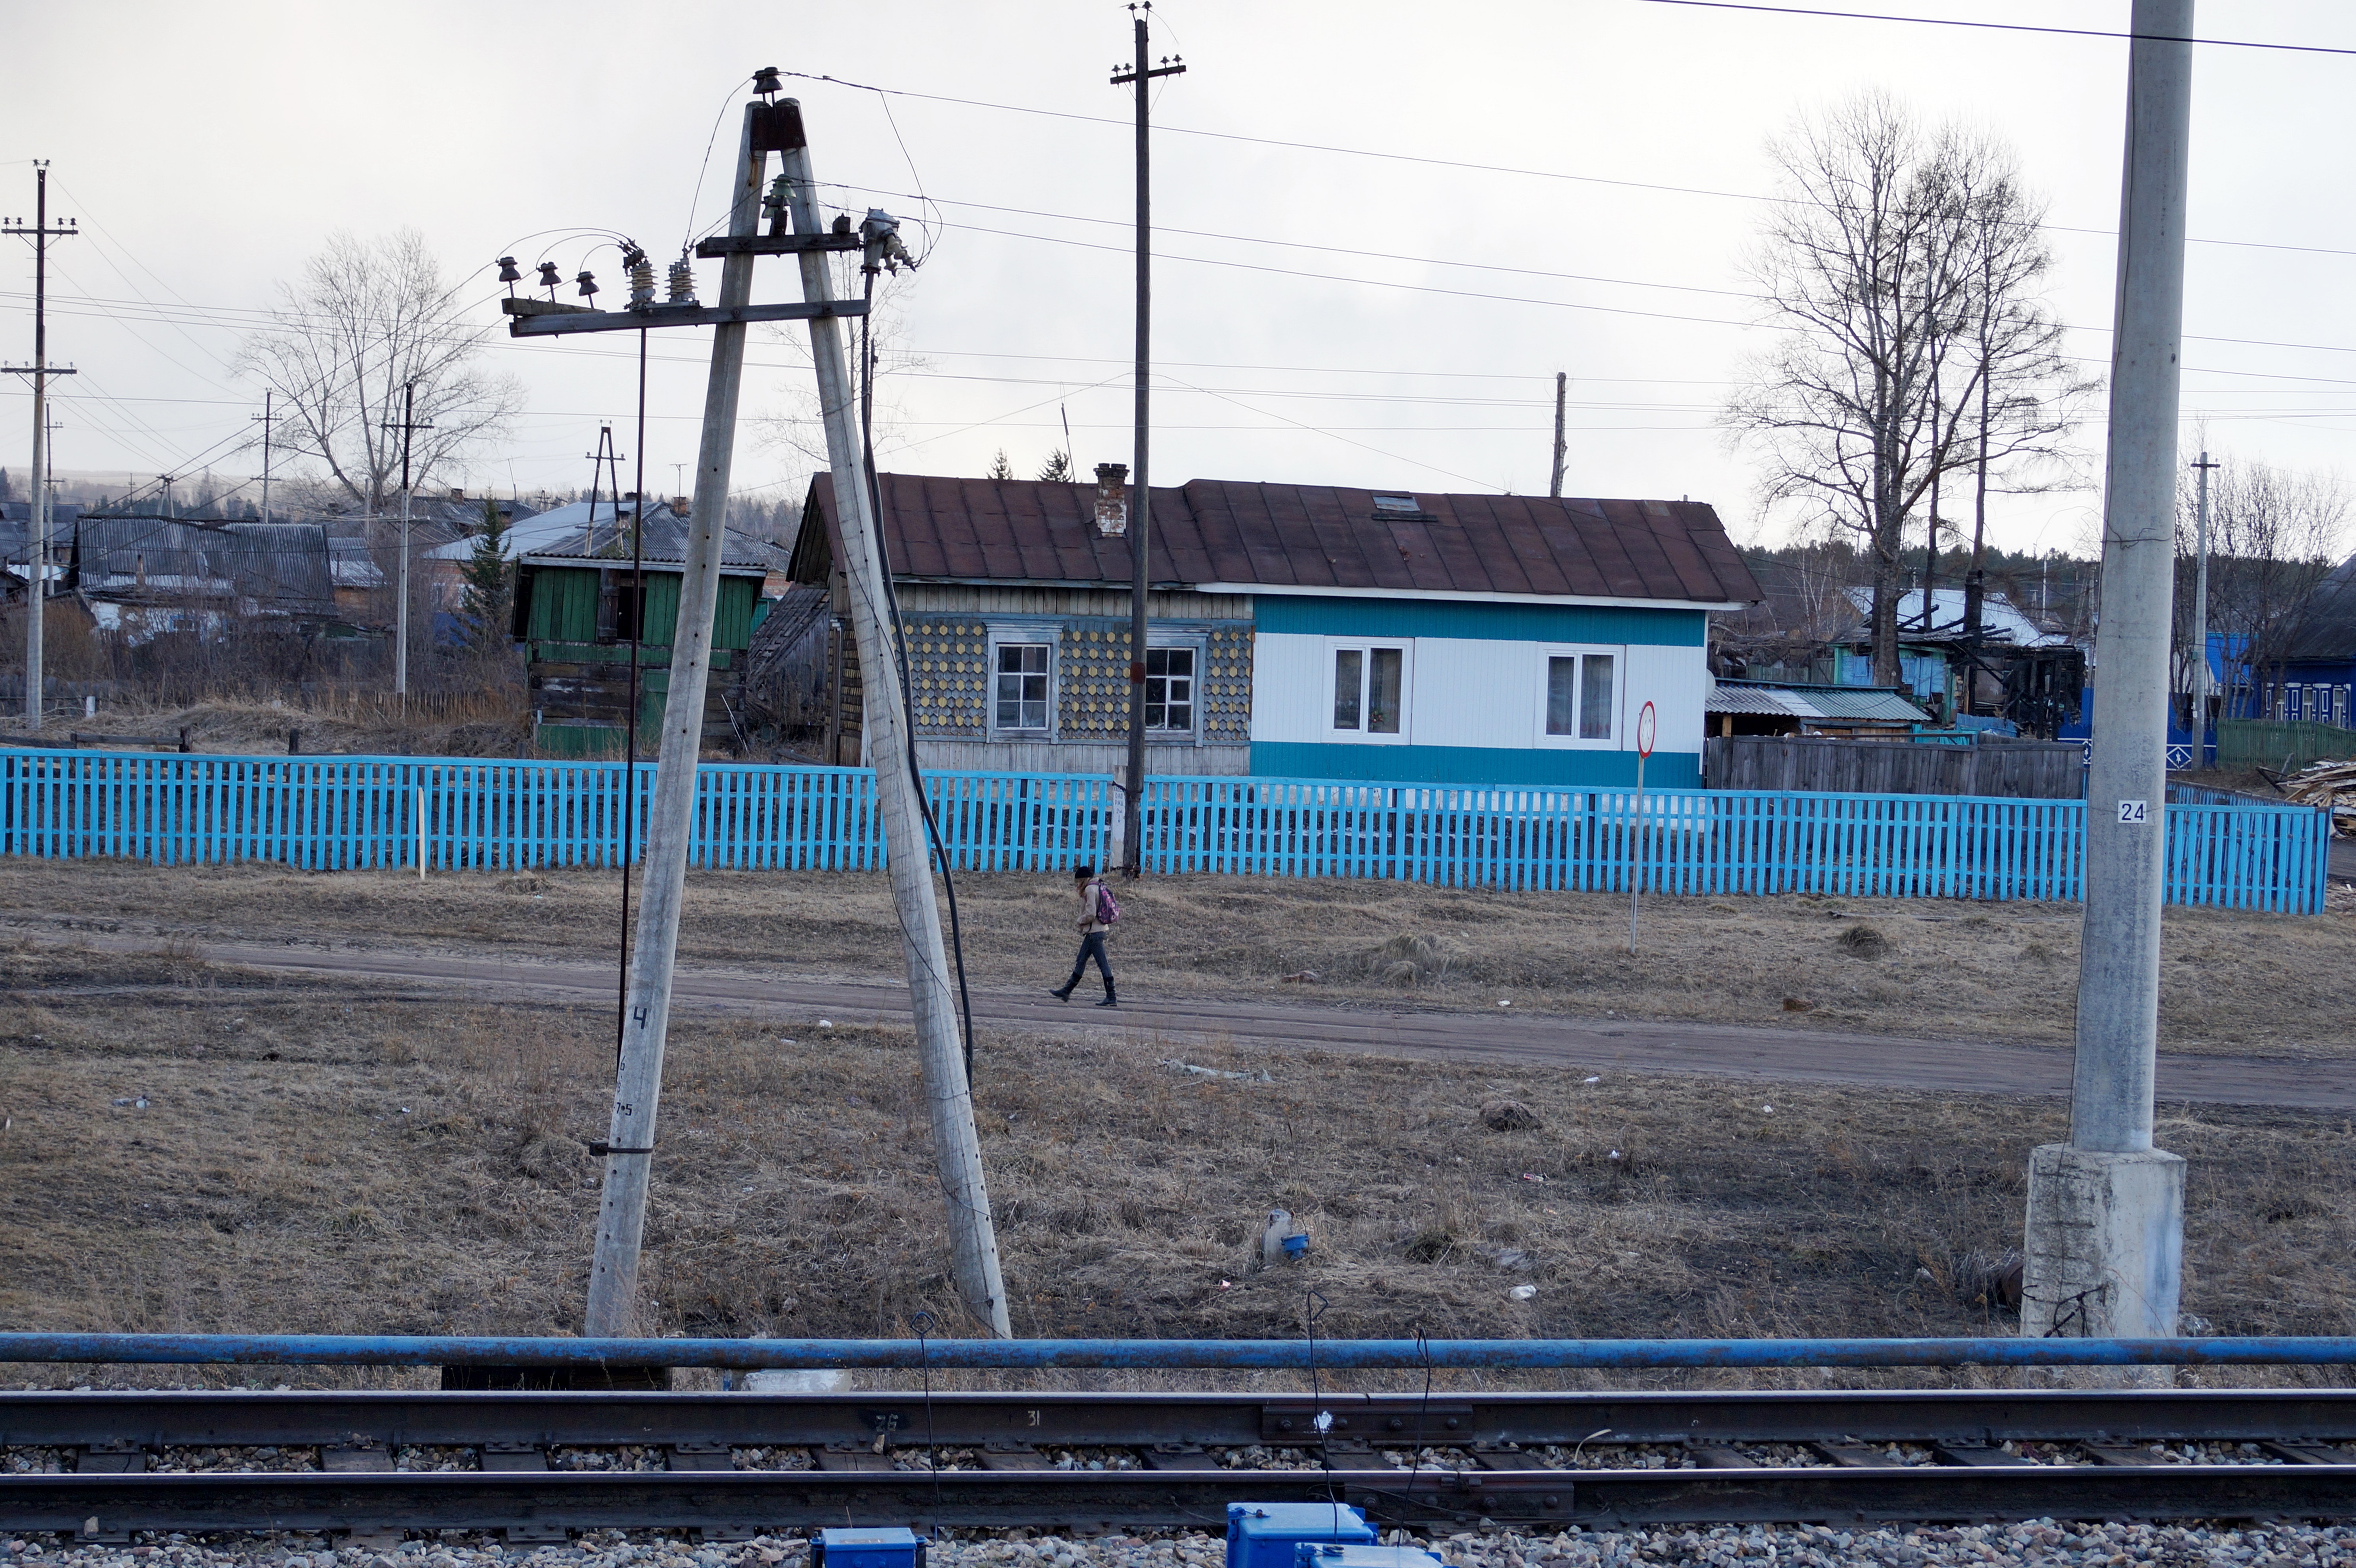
[2278,758,2356,835]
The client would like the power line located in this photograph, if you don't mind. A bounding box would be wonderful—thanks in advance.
[1633,0,2356,57]
[778,70,2356,261]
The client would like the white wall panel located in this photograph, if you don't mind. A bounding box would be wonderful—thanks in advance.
[1622,642,1708,751]
[1411,638,1534,750]
[1250,632,1330,744]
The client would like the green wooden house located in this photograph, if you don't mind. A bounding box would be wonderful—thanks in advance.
[509,500,775,756]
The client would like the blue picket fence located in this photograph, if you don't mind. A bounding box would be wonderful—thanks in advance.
[0,748,2331,912]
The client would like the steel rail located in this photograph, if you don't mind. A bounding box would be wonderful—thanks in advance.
[10,1333,2356,1370]
[7,1388,2356,1452]
[6,1463,2356,1535]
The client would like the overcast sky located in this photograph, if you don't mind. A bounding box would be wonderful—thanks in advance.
[4,0,2354,556]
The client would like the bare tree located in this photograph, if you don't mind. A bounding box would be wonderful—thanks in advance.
[237,229,523,516]
[1723,95,2090,683]
[2172,454,2347,717]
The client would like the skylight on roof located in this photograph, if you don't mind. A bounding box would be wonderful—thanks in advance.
[1371,492,1420,513]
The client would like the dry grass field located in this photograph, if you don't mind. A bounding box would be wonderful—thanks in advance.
[3,923,2352,1392]
[2,858,2351,1059]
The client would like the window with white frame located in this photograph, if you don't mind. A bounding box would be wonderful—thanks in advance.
[1535,645,1621,745]
[1144,646,1195,732]
[994,642,1053,731]
[1330,643,1408,739]
[2338,685,2350,728]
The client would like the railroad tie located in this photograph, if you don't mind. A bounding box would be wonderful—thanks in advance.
[481,1444,567,1545]
[1808,1442,1910,1468]
[1685,1446,1761,1469]
[320,1446,403,1550]
[978,1444,1057,1471]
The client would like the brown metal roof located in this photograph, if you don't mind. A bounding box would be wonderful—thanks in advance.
[796,474,1761,606]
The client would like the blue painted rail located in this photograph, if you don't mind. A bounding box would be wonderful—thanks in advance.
[4,1332,2355,1370]
[0,749,2330,912]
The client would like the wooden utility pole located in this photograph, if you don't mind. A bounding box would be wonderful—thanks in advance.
[776,116,1012,1337]
[1548,371,1568,499]
[1112,5,1184,878]
[3,163,77,732]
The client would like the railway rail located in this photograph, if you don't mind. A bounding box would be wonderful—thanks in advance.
[6,1388,2356,1538]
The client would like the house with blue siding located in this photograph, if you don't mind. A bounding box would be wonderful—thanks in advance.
[789,472,1758,789]
[2268,553,2356,727]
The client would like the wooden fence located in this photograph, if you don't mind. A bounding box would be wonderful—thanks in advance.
[2219,718,2356,774]
[1704,735,2086,798]
[0,748,2329,913]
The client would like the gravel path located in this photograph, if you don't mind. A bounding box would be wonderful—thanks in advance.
[7,1520,2356,1568]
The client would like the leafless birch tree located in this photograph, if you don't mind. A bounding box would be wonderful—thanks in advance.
[1723,95,2090,683]
[237,229,523,516]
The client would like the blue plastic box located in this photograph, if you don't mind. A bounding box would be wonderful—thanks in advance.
[1297,1547,1446,1568]
[813,1528,926,1568]
[1226,1502,1376,1568]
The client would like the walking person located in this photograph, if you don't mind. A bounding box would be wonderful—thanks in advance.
[1051,863,1119,1007]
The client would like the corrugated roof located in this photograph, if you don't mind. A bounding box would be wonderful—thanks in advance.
[1707,680,1931,724]
[512,500,774,573]
[74,517,332,615]
[797,473,1761,607]
[1837,585,2071,647]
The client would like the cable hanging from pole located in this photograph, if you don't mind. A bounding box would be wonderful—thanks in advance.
[859,263,980,1084]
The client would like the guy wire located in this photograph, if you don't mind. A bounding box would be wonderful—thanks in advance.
[861,271,982,1084]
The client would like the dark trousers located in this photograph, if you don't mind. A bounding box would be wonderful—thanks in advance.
[1064,931,1114,989]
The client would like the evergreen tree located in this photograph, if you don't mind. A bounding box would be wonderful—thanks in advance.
[459,495,514,648]
[0,468,13,503]
[986,449,1015,481]
[1037,451,1073,483]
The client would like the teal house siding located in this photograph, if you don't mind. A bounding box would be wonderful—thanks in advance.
[1250,740,1700,789]
[1253,594,1707,647]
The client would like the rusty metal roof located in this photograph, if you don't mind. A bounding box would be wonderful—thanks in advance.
[796,474,1760,607]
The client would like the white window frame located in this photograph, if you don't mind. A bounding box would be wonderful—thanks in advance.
[985,626,1059,738]
[1531,643,1627,749]
[1143,635,1206,739]
[1324,637,1413,744]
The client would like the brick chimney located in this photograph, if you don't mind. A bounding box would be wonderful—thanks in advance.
[449,488,467,502]
[1094,463,1129,537]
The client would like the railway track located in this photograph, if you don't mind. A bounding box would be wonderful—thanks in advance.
[5,1389,2355,1538]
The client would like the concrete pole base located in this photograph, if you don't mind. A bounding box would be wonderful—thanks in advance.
[2020,1144,2186,1386]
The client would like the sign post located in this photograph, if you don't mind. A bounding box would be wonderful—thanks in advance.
[1631,700,1656,954]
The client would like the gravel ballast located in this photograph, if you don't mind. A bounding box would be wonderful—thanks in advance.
[6,1521,2356,1568]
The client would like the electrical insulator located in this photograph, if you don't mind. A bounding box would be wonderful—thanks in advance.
[667,254,697,305]
[628,257,656,309]
[575,269,598,302]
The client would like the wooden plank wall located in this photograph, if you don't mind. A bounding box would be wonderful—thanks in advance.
[1703,736,2085,798]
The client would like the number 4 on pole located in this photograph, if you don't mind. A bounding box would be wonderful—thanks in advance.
[1630,700,1656,955]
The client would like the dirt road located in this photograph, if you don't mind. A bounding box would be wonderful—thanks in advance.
[12,917,2351,1113]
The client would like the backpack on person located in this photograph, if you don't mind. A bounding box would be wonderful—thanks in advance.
[1093,880,1122,926]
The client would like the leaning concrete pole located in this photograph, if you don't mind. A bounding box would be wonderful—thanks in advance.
[776,114,1013,1337]
[583,101,766,1337]
[2020,0,2194,1350]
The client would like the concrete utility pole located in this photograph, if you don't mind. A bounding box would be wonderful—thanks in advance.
[2190,450,2219,750]
[502,74,943,1340]
[1112,6,1184,879]
[1548,371,1568,499]
[3,163,78,732]
[382,383,433,698]
[2020,0,2194,1355]
[581,103,769,1339]
[777,114,1013,1337]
